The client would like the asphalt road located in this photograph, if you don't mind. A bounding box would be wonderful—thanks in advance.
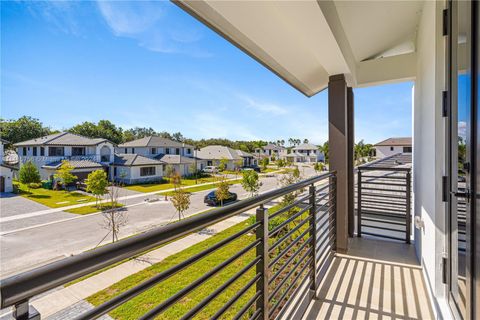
[1,166,317,277]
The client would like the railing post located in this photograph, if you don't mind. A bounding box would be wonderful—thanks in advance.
[309,184,317,295]
[13,301,40,320]
[357,170,362,238]
[405,171,411,244]
[331,174,337,251]
[256,204,269,319]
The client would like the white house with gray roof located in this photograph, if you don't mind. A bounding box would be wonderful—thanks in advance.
[196,145,243,171]
[0,138,15,192]
[287,143,324,163]
[116,136,202,176]
[14,132,115,181]
[254,143,287,160]
[112,154,165,184]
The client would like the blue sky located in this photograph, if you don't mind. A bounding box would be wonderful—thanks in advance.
[1,1,412,144]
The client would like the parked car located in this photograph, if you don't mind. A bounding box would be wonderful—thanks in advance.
[202,166,218,174]
[242,165,261,173]
[204,190,238,206]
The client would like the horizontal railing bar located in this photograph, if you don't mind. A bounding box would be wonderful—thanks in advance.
[361,224,406,233]
[359,181,407,187]
[360,192,407,199]
[360,205,407,214]
[315,183,331,195]
[361,231,406,242]
[361,211,407,219]
[248,307,262,320]
[360,186,407,193]
[180,256,261,320]
[269,205,312,238]
[268,247,312,301]
[358,166,411,172]
[360,199,407,206]
[361,217,406,226]
[269,227,312,268]
[269,258,313,317]
[139,240,261,320]
[232,291,261,320]
[269,194,311,220]
[315,208,335,226]
[269,238,311,285]
[0,171,336,309]
[315,196,335,211]
[75,222,261,320]
[315,233,335,256]
[211,273,262,319]
[269,217,311,253]
[315,188,335,201]
[361,175,407,180]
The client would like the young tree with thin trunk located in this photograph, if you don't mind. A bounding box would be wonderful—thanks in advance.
[85,169,108,208]
[54,160,77,191]
[215,178,230,206]
[101,180,127,243]
[171,187,191,221]
[241,170,262,198]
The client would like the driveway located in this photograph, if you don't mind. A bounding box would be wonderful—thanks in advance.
[0,193,51,218]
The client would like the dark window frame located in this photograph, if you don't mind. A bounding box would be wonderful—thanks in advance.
[40,147,45,156]
[32,147,37,156]
[140,166,156,177]
[72,147,86,156]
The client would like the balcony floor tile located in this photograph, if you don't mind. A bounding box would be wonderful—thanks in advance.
[304,238,434,319]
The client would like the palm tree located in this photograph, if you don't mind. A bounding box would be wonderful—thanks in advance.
[288,138,294,146]
[303,138,309,144]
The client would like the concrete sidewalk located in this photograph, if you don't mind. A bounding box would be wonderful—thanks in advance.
[30,206,266,318]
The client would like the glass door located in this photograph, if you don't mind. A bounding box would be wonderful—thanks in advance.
[448,1,472,318]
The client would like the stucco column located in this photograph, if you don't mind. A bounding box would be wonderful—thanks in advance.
[328,74,349,253]
[347,87,354,237]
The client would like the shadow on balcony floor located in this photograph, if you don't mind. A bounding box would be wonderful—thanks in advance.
[304,237,434,319]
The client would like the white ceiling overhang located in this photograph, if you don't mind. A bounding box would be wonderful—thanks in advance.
[174,0,423,97]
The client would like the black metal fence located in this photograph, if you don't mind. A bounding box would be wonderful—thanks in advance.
[0,172,337,320]
[357,166,411,243]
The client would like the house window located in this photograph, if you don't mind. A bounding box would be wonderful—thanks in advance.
[390,146,394,151]
[166,148,170,154]
[22,147,27,156]
[176,148,180,155]
[33,147,37,156]
[49,147,64,156]
[140,166,156,176]
[40,147,45,156]
[131,148,135,153]
[187,148,191,154]
[114,167,117,176]
[403,146,412,153]
[72,147,86,156]
[124,148,127,153]
[151,147,157,154]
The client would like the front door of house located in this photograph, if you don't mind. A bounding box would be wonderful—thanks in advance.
[447,1,479,318]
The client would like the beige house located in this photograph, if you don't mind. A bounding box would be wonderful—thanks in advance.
[374,137,412,159]
[196,145,244,171]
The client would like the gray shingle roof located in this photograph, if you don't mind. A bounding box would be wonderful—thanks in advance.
[236,149,254,157]
[374,137,412,146]
[155,154,196,164]
[196,145,243,160]
[14,132,110,147]
[293,143,318,150]
[113,154,165,166]
[118,136,193,148]
[42,159,105,170]
[263,143,285,151]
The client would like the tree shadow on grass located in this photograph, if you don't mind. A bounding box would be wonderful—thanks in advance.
[28,194,51,199]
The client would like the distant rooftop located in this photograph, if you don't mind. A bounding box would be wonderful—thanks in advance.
[118,136,193,148]
[196,145,243,160]
[374,137,412,147]
[14,132,110,147]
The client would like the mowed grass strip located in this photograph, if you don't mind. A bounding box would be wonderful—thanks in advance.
[65,202,124,215]
[15,182,96,208]
[87,219,257,319]
[124,177,219,193]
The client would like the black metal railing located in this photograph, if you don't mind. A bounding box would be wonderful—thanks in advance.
[357,166,411,243]
[0,172,337,320]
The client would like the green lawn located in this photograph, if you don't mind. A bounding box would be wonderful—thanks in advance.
[261,168,279,173]
[65,202,124,215]
[124,177,219,193]
[14,182,96,208]
[87,204,306,319]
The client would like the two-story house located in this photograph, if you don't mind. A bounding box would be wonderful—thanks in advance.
[374,137,412,159]
[0,138,15,192]
[254,143,286,160]
[196,145,244,171]
[287,143,324,163]
[14,132,115,181]
[116,136,204,177]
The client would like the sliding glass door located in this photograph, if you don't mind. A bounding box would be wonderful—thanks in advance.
[448,1,478,318]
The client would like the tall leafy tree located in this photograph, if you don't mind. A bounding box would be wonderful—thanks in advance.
[241,170,262,197]
[19,161,41,185]
[171,187,191,221]
[85,170,109,208]
[69,120,123,144]
[0,116,53,146]
[54,160,77,190]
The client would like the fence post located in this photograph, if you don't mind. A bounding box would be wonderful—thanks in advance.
[256,204,269,319]
[406,171,411,244]
[13,301,40,320]
[309,184,317,295]
[357,170,362,237]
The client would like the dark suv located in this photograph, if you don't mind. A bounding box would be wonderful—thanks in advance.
[204,191,238,206]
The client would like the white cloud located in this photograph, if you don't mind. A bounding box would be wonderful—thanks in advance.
[24,1,84,36]
[459,121,467,139]
[96,1,210,56]
[237,95,288,116]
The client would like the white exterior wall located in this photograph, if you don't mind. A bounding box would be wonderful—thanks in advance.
[115,146,193,157]
[375,145,406,158]
[0,166,14,192]
[115,165,164,184]
[413,1,449,318]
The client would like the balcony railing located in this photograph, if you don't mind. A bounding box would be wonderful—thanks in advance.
[0,172,337,320]
[357,165,412,243]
